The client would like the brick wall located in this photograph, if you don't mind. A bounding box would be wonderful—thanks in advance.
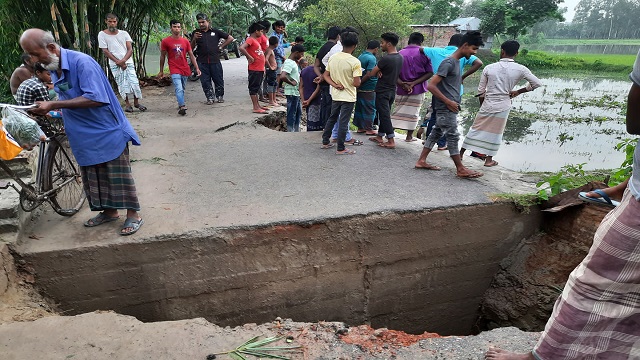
[402,25,458,48]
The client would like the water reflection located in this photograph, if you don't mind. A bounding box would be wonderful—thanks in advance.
[457,76,631,172]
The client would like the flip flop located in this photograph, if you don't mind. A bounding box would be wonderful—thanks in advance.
[253,109,269,114]
[484,160,499,167]
[124,106,134,113]
[415,164,441,170]
[321,143,335,149]
[135,104,147,112]
[84,212,120,227]
[336,149,356,155]
[405,138,418,142]
[457,171,483,179]
[578,190,620,208]
[121,217,144,236]
[346,140,364,146]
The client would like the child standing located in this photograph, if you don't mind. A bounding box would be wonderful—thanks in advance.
[265,36,279,107]
[239,22,268,114]
[320,31,362,155]
[279,44,306,132]
[415,31,485,178]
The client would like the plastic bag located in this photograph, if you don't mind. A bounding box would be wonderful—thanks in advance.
[0,120,23,160]
[1,107,45,149]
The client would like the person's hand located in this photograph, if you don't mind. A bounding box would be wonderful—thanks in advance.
[247,56,255,64]
[194,31,202,40]
[30,101,54,116]
[302,100,309,107]
[509,90,520,98]
[334,83,344,90]
[446,99,459,113]
[195,68,202,76]
[119,63,127,70]
[157,71,164,79]
[377,72,383,78]
[313,76,323,84]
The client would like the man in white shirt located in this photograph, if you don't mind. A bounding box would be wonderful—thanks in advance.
[98,13,146,113]
[460,40,541,167]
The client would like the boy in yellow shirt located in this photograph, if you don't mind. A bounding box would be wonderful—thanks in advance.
[320,31,362,155]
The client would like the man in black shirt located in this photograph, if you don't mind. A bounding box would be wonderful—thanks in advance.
[313,26,342,130]
[191,13,234,104]
[361,32,403,149]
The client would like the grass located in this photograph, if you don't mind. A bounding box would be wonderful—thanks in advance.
[544,38,640,46]
[476,49,634,76]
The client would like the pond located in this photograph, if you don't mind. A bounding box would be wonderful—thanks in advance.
[527,44,639,55]
[457,75,632,172]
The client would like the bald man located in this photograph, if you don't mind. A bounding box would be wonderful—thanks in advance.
[20,28,144,236]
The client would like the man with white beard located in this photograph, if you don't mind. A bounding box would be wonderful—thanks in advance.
[20,28,145,236]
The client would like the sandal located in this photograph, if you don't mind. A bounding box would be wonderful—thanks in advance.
[321,143,335,149]
[124,106,134,113]
[84,212,120,227]
[121,217,144,236]
[135,104,147,112]
[336,149,356,155]
[346,139,364,146]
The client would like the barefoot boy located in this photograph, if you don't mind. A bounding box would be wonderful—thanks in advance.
[415,31,484,178]
[320,31,362,155]
[279,44,306,132]
[265,36,279,107]
[239,22,268,114]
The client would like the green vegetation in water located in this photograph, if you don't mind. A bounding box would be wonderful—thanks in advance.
[510,110,620,125]
[544,39,640,46]
[566,94,628,115]
[476,49,633,75]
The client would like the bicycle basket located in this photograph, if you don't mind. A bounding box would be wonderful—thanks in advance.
[1,107,45,149]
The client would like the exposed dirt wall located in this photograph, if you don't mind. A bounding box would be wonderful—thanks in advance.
[479,203,609,331]
[16,203,541,336]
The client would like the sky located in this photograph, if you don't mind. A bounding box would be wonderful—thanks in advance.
[562,0,581,22]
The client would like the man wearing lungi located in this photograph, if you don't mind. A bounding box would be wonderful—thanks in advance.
[353,40,379,136]
[391,32,433,142]
[460,40,541,167]
[485,48,640,360]
[21,28,144,236]
[98,13,147,113]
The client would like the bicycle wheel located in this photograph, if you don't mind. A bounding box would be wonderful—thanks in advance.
[43,135,86,216]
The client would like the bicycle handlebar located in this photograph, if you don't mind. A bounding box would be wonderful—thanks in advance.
[0,104,37,110]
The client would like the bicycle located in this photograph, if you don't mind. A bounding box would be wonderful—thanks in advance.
[0,104,85,216]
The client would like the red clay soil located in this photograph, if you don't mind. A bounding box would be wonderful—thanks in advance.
[339,325,442,353]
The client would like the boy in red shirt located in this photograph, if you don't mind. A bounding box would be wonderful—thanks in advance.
[239,22,268,114]
[158,19,200,116]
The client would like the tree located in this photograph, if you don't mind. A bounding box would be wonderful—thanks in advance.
[304,0,420,44]
[412,0,464,24]
[479,0,564,38]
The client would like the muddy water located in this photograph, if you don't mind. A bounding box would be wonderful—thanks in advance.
[458,76,631,172]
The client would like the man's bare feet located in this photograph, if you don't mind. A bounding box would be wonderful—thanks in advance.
[369,136,384,144]
[415,161,441,170]
[485,347,534,360]
[457,168,483,178]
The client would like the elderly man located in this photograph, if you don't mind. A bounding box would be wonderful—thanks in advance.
[98,13,146,113]
[20,28,144,236]
[191,13,234,104]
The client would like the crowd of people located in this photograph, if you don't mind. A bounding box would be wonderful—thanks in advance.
[9,12,640,359]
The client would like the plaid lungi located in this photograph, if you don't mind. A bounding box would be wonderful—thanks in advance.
[110,63,143,100]
[353,91,376,130]
[533,188,640,359]
[81,146,140,211]
[390,93,424,130]
[461,109,510,156]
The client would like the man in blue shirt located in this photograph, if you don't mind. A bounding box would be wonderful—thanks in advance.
[353,40,379,135]
[21,28,144,236]
[416,34,483,148]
